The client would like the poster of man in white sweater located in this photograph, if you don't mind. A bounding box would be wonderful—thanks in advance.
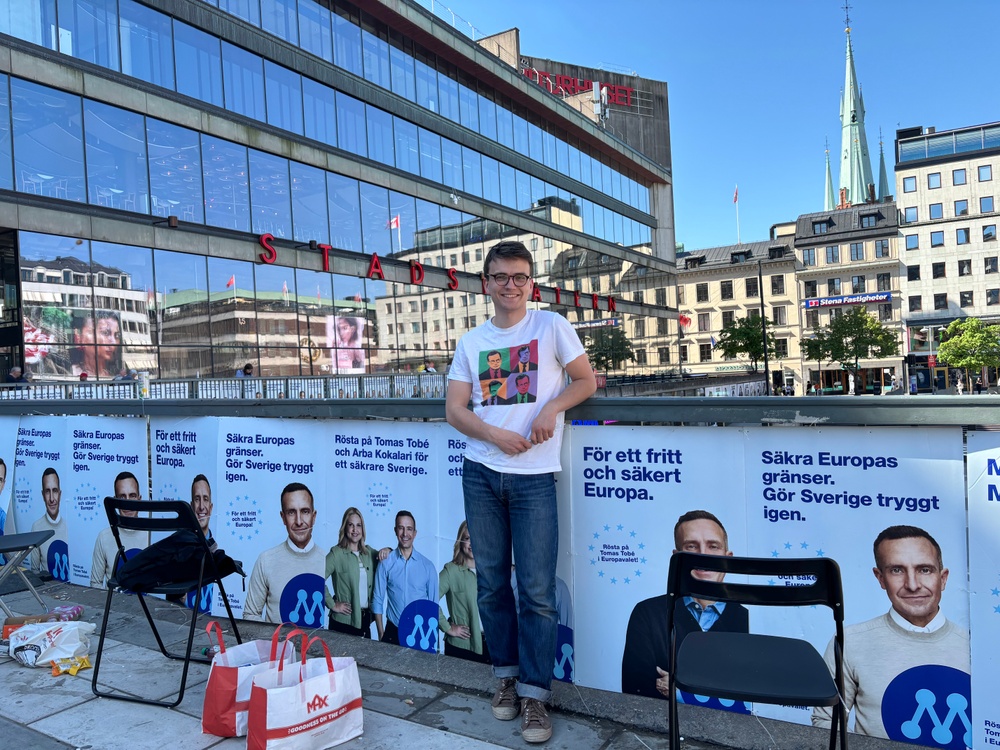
[90,471,149,587]
[30,467,69,579]
[813,525,970,744]
[243,482,326,625]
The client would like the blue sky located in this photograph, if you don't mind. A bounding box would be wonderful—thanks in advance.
[432,0,1000,251]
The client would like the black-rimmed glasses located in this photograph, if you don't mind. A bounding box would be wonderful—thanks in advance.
[486,273,530,287]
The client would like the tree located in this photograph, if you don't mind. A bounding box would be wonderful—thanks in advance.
[820,307,899,379]
[582,325,634,371]
[714,315,782,373]
[936,317,1000,384]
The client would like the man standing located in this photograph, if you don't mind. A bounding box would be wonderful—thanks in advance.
[621,510,749,699]
[30,468,68,578]
[812,525,970,739]
[446,240,596,744]
[372,510,437,644]
[90,471,148,587]
[243,482,325,624]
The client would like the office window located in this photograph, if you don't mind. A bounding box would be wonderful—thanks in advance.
[931,231,944,247]
[955,199,969,216]
[980,196,995,214]
[805,309,819,328]
[909,296,922,312]
[804,280,817,298]
[929,203,943,220]
[774,338,788,357]
[877,272,891,291]
[658,347,670,364]
[874,239,890,258]
[655,287,667,306]
[677,286,685,305]
[634,319,645,338]
[960,291,973,308]
[907,265,921,281]
[932,262,946,279]
[905,234,919,250]
[658,317,669,335]
[827,278,841,295]
[745,277,759,298]
[953,168,967,185]
[903,176,916,192]
[928,172,941,189]
[679,345,688,363]
[904,207,918,223]
[957,228,970,245]
[802,248,816,266]
[878,303,892,321]
[771,275,784,295]
[980,164,993,182]
[695,283,708,303]
[722,310,735,327]
[812,221,828,234]
[826,246,839,263]
[720,280,734,300]
[772,306,786,325]
[634,349,647,365]
[934,293,948,310]
[697,313,710,332]
[850,242,864,261]
[851,275,866,293]
[860,213,877,228]
[985,225,997,242]
[699,343,712,362]
[986,257,998,274]
[747,309,760,320]
[988,289,1000,306]
[959,259,972,277]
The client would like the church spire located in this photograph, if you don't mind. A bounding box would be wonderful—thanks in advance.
[824,139,835,211]
[838,18,874,206]
[877,129,891,202]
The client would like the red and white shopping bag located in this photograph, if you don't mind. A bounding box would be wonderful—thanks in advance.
[202,622,302,737]
[247,635,363,750]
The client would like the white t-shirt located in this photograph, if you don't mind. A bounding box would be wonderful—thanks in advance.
[449,309,585,474]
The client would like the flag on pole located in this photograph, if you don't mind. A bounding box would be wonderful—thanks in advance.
[226,274,235,288]
[317,285,322,305]
[710,335,717,348]
[282,280,289,304]
[678,314,692,329]
[733,185,739,204]
[386,215,400,229]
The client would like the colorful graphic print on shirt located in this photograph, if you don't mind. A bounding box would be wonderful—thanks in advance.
[477,340,539,406]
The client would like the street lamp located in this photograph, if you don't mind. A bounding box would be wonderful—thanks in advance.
[920,325,938,394]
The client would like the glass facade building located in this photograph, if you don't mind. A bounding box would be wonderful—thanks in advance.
[0,0,674,380]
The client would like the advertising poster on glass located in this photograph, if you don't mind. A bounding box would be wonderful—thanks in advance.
[22,307,123,381]
[327,315,366,374]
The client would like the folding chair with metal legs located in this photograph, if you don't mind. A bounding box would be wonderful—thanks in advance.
[0,530,54,618]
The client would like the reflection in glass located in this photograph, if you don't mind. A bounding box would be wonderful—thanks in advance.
[0,0,57,49]
[291,162,329,244]
[120,0,174,90]
[458,83,479,132]
[203,135,250,231]
[332,5,362,76]
[153,248,209,346]
[12,79,85,203]
[415,199,440,256]
[174,21,223,107]
[441,138,463,192]
[249,149,291,238]
[303,78,337,147]
[218,0,259,25]
[499,162,516,209]
[0,75,10,191]
[208,256,256,372]
[261,0,298,46]
[264,60,303,135]
[147,118,203,222]
[90,241,154,356]
[418,127,442,184]
[57,0,119,71]
[393,117,420,175]
[328,173,362,251]
[296,268,333,375]
[336,92,367,157]
[366,105,394,166]
[255,263,300,376]
[462,147,482,198]
[361,28,390,89]
[222,42,266,121]
[330,273,371,373]
[478,94,497,142]
[388,191,416,254]
[414,55,438,112]
[298,0,333,61]
[437,69,459,124]
[389,43,415,102]
[359,182,390,255]
[85,100,149,213]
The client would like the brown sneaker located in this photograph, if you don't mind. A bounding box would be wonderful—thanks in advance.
[491,677,519,720]
[520,698,552,743]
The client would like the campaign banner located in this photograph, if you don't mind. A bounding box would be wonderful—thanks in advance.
[0,416,19,548]
[966,430,1000,750]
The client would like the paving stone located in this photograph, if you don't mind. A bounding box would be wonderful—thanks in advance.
[0,714,73,749]
[0,658,96,724]
[359,666,445,718]
[92,640,209,702]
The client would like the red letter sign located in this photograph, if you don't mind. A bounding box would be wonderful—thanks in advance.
[258,233,277,264]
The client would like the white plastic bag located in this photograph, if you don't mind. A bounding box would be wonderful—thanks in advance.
[9,621,96,667]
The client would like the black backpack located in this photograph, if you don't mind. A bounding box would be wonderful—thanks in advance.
[116,530,244,592]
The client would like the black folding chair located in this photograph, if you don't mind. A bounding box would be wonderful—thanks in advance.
[0,530,54,617]
[91,498,242,707]
[666,552,847,750]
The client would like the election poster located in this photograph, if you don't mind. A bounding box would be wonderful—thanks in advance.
[0,416,19,553]
[966,430,1000,750]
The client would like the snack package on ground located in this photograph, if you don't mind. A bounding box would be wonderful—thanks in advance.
[247,635,363,750]
[9,621,96,667]
[2,605,85,639]
[51,655,91,676]
[202,621,304,738]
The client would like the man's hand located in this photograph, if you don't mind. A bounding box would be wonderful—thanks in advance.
[488,426,533,455]
[528,404,558,445]
[655,666,671,697]
[446,624,471,639]
[378,547,391,561]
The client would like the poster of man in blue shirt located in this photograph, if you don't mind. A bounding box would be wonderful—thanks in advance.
[372,510,438,646]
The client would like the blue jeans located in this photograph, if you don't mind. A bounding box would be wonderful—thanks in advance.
[462,458,558,701]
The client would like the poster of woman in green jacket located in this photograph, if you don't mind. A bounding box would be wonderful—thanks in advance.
[325,507,380,637]
[439,520,489,663]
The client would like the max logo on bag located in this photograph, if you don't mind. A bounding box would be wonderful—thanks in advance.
[306,694,329,713]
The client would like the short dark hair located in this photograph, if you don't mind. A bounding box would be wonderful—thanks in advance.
[42,466,59,483]
[114,471,139,494]
[395,510,416,529]
[873,525,942,569]
[280,482,313,510]
[673,509,728,549]
[191,473,210,495]
[515,373,529,384]
[484,240,533,277]
[518,345,530,355]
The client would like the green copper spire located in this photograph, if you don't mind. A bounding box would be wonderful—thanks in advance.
[824,140,835,211]
[838,27,874,205]
[877,133,891,202]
